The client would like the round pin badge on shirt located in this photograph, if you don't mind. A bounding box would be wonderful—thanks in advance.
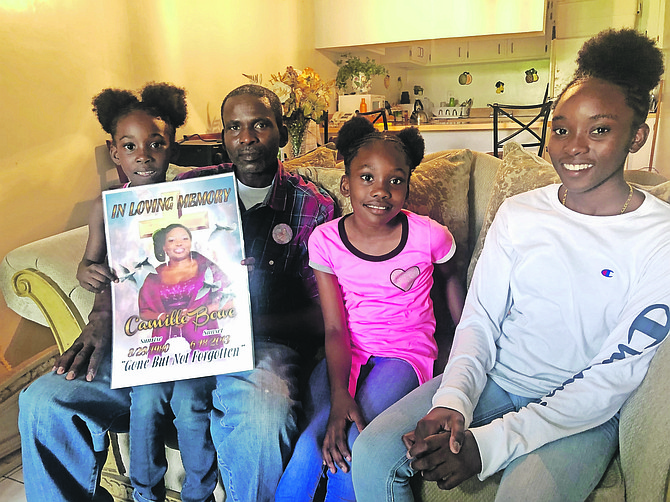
[272,223,293,244]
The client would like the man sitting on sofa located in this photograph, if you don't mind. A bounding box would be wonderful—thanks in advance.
[18,84,335,502]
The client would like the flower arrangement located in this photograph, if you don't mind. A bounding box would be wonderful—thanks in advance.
[267,66,333,157]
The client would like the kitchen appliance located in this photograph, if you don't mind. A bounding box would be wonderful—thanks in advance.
[410,100,430,125]
[338,94,386,114]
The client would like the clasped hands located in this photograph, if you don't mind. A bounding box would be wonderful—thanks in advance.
[403,407,482,490]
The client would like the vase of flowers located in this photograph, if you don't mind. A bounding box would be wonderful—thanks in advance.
[335,54,386,94]
[268,66,333,158]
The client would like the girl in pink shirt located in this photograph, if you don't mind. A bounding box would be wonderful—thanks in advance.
[276,116,465,501]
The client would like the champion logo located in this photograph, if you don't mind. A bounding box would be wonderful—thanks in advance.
[601,269,615,278]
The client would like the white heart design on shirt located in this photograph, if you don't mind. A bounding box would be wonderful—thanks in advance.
[390,266,420,292]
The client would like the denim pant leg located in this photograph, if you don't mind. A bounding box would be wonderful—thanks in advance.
[210,340,301,502]
[18,355,131,502]
[275,358,331,502]
[130,382,173,502]
[495,414,620,502]
[325,356,420,502]
[352,375,442,502]
[171,377,217,502]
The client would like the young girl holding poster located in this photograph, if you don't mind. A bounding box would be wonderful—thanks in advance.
[85,84,218,502]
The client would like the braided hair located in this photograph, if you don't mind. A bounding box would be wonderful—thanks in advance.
[336,116,425,175]
[92,82,188,141]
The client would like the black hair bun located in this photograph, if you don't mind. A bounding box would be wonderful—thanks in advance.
[141,82,188,129]
[336,116,377,157]
[92,88,139,135]
[92,82,187,136]
[396,127,425,169]
[576,28,664,94]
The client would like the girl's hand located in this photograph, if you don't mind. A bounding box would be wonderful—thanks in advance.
[77,261,117,293]
[321,393,367,474]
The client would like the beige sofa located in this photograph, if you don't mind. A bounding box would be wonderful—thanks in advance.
[2,143,670,501]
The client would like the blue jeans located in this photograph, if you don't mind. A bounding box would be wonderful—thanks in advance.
[276,357,420,502]
[130,377,216,502]
[210,340,302,502]
[18,340,302,502]
[19,355,129,502]
[352,375,619,502]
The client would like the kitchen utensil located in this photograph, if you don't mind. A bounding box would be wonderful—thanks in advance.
[410,99,429,125]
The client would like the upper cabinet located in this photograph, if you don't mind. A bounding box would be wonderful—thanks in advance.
[315,0,552,67]
[636,0,667,47]
[403,35,549,66]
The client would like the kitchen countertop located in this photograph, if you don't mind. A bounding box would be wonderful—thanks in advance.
[328,117,545,136]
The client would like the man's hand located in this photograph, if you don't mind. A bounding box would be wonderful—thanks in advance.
[77,261,117,293]
[402,407,481,490]
[54,290,113,381]
[411,429,482,490]
[321,392,367,474]
[404,407,465,456]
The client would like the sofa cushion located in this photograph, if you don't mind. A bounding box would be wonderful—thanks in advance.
[288,165,352,216]
[467,143,559,284]
[283,145,338,170]
[166,145,339,182]
[404,149,474,282]
[647,179,670,203]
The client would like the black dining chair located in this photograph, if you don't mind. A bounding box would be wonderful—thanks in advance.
[488,84,552,158]
[355,108,389,130]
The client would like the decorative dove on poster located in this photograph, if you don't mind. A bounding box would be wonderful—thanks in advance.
[195,267,221,301]
[195,267,236,307]
[116,255,157,290]
[208,222,243,263]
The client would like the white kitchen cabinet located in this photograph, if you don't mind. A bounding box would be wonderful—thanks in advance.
[637,0,667,47]
[467,38,508,62]
[421,36,547,66]
[554,0,637,39]
[430,39,469,65]
[507,36,549,60]
[315,0,547,49]
[382,44,432,67]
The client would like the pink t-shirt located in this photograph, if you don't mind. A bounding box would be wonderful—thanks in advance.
[308,210,456,395]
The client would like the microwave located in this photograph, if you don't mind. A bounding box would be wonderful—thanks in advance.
[338,94,386,114]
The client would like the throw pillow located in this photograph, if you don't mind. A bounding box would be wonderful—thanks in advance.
[284,145,338,171]
[289,165,351,217]
[166,163,197,181]
[404,149,474,282]
[467,142,559,284]
[647,180,670,203]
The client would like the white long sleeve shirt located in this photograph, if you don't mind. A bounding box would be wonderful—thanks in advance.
[432,184,670,479]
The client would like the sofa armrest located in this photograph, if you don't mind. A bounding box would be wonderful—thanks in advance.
[618,337,670,502]
[1,226,93,353]
[11,269,86,353]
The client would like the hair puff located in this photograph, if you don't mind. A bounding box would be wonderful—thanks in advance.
[92,88,139,135]
[141,82,188,129]
[576,28,664,95]
[336,116,425,174]
[557,29,665,128]
[396,127,425,169]
[91,82,187,139]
